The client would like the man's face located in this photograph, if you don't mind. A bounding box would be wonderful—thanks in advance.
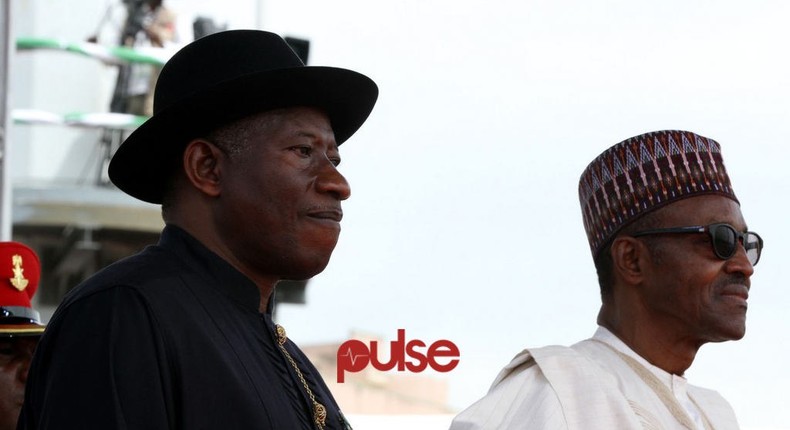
[215,106,351,282]
[0,336,37,430]
[638,195,754,344]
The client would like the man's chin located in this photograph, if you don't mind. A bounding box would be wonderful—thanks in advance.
[708,324,746,343]
[281,256,333,281]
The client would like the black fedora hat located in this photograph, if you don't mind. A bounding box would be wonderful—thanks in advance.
[109,30,378,204]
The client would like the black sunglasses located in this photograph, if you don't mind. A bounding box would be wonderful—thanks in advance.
[631,223,763,266]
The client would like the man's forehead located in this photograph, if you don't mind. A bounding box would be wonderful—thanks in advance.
[251,106,331,126]
[247,107,335,140]
[658,195,745,226]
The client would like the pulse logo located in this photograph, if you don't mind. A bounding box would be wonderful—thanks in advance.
[336,329,460,383]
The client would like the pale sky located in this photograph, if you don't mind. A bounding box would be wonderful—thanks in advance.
[257,2,790,428]
[15,1,790,429]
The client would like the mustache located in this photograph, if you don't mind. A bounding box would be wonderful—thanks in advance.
[713,274,750,290]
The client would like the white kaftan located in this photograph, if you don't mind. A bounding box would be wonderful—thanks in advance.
[450,327,739,430]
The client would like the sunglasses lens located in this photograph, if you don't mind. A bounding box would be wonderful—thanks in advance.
[744,233,762,265]
[711,225,737,259]
[711,225,762,265]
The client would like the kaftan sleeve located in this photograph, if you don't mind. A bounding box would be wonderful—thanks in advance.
[449,352,568,430]
[457,345,646,430]
[19,286,173,429]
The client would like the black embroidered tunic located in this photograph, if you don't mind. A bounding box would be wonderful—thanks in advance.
[20,225,349,429]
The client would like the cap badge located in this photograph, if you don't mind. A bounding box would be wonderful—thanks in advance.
[10,254,29,291]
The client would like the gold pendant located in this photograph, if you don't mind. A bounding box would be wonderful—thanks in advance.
[275,324,287,345]
[314,402,327,428]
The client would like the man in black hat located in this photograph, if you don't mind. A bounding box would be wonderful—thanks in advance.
[20,30,377,429]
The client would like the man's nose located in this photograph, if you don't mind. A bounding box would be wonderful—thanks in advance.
[726,243,755,278]
[316,161,351,201]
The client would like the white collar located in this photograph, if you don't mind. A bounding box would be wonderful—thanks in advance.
[592,326,691,394]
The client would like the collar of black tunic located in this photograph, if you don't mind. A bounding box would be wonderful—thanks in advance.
[158,224,275,315]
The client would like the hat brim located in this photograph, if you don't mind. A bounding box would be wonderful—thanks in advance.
[0,323,45,337]
[109,66,378,204]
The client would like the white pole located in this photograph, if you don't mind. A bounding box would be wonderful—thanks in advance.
[0,0,13,241]
[255,0,264,30]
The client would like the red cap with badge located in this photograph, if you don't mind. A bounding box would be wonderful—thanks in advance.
[0,241,45,337]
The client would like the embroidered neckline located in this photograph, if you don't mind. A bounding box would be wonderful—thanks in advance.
[593,340,715,430]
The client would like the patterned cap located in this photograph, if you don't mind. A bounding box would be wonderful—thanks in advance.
[579,130,739,258]
[0,241,44,336]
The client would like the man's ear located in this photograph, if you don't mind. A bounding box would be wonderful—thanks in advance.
[182,139,223,198]
[610,236,647,286]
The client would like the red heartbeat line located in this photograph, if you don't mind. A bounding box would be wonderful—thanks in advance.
[340,347,365,366]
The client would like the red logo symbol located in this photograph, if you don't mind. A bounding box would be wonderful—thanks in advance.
[336,329,460,383]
